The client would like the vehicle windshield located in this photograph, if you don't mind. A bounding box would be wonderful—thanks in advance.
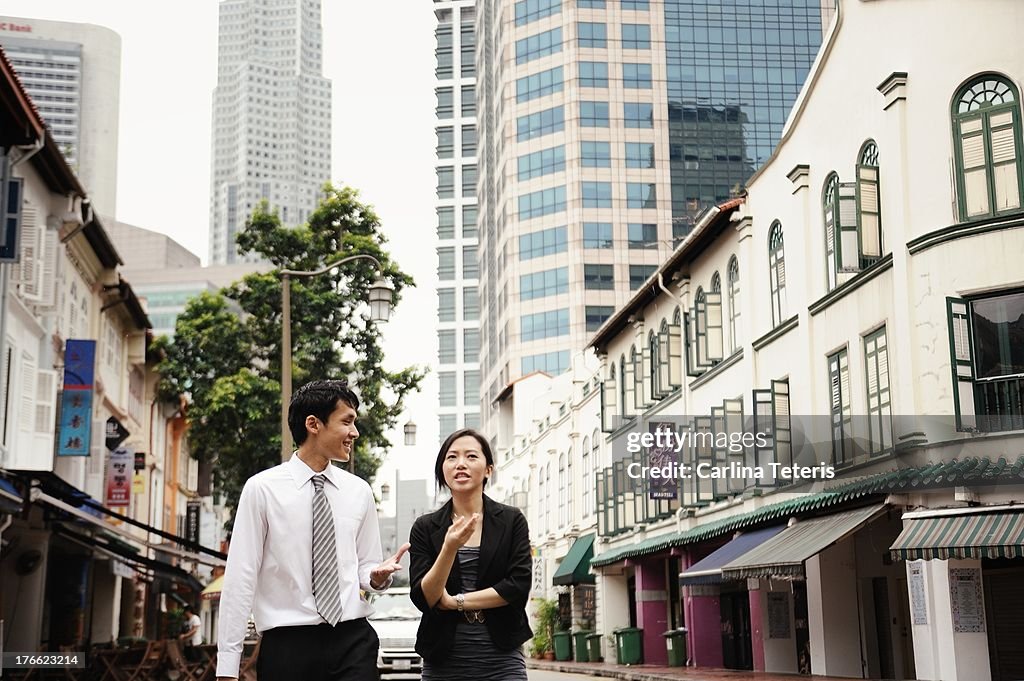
[368,592,420,620]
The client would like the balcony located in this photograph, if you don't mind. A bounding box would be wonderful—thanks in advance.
[975,374,1024,433]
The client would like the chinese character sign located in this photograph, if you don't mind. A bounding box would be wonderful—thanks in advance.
[106,446,133,508]
[58,340,97,457]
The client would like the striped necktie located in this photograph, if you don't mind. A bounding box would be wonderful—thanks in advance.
[311,474,343,626]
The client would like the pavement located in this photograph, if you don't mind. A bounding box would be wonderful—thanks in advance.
[527,659,874,681]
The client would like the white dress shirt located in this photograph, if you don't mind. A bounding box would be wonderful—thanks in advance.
[216,455,386,678]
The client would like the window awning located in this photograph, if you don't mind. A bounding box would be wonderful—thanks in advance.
[890,508,1024,561]
[202,575,225,600]
[0,477,22,513]
[552,533,596,586]
[32,488,225,567]
[679,525,787,586]
[53,524,204,592]
[720,504,886,580]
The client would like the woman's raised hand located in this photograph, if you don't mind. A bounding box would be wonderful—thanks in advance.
[444,512,479,549]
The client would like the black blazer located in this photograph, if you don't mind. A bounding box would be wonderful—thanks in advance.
[409,495,533,662]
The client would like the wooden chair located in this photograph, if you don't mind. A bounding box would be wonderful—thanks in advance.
[237,638,261,681]
[164,640,202,681]
[191,645,218,681]
[122,640,166,681]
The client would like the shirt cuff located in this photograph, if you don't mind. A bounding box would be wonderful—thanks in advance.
[216,651,241,679]
[366,574,393,593]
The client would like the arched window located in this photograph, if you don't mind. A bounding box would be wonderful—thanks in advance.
[768,221,787,326]
[538,463,546,531]
[631,345,642,412]
[581,436,591,518]
[566,448,573,522]
[857,140,882,268]
[591,429,601,517]
[544,462,552,531]
[823,172,840,291]
[619,354,627,418]
[648,330,659,398]
[727,256,740,352]
[558,453,566,527]
[952,75,1023,220]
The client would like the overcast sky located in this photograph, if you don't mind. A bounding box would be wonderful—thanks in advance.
[4,0,443,508]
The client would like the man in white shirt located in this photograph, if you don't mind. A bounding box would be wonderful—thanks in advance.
[180,605,202,662]
[216,380,409,681]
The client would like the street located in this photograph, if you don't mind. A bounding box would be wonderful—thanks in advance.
[383,674,595,681]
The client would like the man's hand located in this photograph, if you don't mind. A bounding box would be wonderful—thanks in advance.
[370,543,410,589]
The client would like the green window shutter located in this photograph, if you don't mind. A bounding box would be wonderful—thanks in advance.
[946,297,977,431]
[752,388,776,485]
[857,164,882,265]
[837,182,860,273]
[824,180,838,291]
[864,329,893,455]
[989,109,1022,213]
[667,321,683,387]
[959,115,991,218]
[710,406,728,499]
[829,349,852,467]
[657,325,672,397]
[685,309,701,377]
[692,416,714,505]
[724,398,745,494]
[694,296,709,369]
[705,291,725,362]
[772,379,793,470]
[601,370,617,433]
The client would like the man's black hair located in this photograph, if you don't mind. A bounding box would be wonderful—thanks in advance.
[287,380,360,446]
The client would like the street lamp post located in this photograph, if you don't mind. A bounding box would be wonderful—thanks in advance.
[280,254,395,463]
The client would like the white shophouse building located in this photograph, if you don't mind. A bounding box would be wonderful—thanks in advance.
[579,1,1024,680]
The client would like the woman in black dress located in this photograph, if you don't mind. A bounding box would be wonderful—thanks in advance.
[409,428,533,680]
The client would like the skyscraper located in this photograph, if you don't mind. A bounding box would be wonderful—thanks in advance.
[0,16,121,217]
[434,0,481,439]
[474,0,823,438]
[208,0,332,265]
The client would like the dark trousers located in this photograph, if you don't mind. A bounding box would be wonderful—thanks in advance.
[257,619,379,681]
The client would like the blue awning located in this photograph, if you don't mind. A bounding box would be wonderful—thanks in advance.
[0,477,22,513]
[679,525,787,586]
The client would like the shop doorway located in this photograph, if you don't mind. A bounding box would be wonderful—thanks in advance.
[983,559,1024,681]
[720,584,752,670]
[793,581,810,675]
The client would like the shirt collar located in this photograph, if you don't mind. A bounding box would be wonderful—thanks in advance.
[287,453,342,490]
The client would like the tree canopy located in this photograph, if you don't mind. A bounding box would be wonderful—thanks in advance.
[156,184,426,525]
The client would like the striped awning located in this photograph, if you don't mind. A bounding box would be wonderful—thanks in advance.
[720,504,886,580]
[890,510,1024,561]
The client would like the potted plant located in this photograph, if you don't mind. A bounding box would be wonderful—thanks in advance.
[534,598,560,660]
[530,630,550,659]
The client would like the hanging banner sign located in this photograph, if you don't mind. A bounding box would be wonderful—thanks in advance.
[105,446,133,508]
[57,340,97,456]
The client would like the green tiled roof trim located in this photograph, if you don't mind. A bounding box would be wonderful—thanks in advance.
[590,455,1024,568]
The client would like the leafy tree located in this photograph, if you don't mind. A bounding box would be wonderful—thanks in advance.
[156,184,426,526]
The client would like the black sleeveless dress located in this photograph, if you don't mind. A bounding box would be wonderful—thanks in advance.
[420,546,528,680]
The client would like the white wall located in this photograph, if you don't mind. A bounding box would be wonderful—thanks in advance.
[759,579,798,674]
[806,537,862,677]
[910,558,992,681]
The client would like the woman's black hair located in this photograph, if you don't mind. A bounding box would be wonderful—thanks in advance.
[434,428,494,490]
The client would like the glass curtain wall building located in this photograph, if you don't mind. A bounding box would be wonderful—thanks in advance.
[209,0,332,264]
[435,0,482,439]
[475,0,824,440]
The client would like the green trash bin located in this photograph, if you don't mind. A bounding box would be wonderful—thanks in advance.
[573,630,592,662]
[613,627,644,665]
[553,630,573,661]
[663,628,688,667]
[586,633,603,662]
